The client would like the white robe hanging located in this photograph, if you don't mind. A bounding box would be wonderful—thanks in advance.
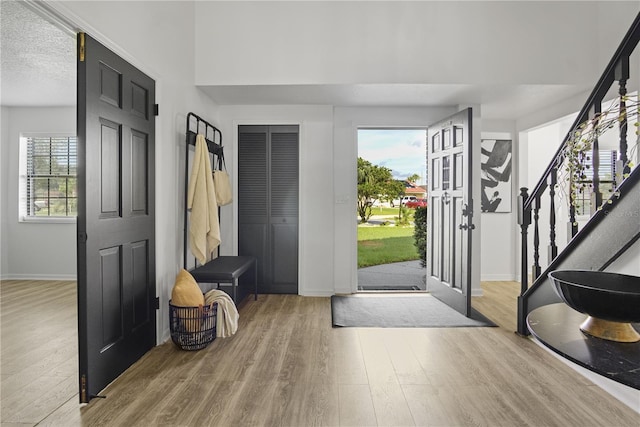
[187,134,220,265]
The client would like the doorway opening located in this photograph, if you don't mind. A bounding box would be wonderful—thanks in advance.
[356,128,427,292]
[0,0,79,420]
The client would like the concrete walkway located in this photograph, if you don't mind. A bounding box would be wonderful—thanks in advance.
[357,260,426,291]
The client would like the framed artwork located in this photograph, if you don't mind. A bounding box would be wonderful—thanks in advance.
[480,139,512,213]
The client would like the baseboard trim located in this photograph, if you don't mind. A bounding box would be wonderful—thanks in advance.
[0,273,77,281]
[481,274,516,281]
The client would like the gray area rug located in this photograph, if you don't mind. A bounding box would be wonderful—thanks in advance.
[331,295,495,328]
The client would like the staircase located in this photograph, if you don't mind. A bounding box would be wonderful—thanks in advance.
[516,12,640,336]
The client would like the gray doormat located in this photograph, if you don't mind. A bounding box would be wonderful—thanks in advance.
[331,295,496,328]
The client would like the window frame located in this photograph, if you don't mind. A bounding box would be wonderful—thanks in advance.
[19,133,78,223]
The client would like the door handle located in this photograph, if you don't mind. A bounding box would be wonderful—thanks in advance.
[442,192,451,205]
[460,203,475,230]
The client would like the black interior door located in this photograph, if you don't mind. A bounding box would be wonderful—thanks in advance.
[426,109,474,316]
[77,33,156,403]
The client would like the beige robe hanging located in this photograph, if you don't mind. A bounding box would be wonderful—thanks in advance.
[187,134,220,265]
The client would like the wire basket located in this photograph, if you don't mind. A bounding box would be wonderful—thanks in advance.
[169,301,217,351]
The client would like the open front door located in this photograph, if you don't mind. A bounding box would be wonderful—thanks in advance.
[77,33,156,403]
[426,109,474,316]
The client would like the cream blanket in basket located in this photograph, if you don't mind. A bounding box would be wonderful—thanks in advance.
[187,134,220,264]
[204,289,239,338]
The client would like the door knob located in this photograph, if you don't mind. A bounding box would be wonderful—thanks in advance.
[442,192,451,205]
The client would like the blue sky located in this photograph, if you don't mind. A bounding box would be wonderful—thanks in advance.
[358,128,427,184]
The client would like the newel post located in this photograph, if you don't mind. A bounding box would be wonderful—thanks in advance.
[517,187,531,295]
[517,187,531,336]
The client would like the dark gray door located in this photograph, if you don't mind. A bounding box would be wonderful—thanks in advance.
[77,33,156,403]
[238,125,298,294]
[426,109,474,315]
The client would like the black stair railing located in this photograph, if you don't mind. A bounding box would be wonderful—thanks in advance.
[517,12,640,335]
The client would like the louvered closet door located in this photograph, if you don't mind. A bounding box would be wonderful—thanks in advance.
[238,125,299,294]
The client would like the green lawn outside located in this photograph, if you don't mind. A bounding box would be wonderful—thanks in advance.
[368,206,402,217]
[357,225,419,268]
[364,206,416,223]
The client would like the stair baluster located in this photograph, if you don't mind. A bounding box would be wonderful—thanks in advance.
[548,169,558,261]
[533,195,541,280]
[616,57,630,178]
[591,103,602,212]
[569,196,578,238]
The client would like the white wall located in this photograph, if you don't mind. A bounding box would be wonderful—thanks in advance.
[1,107,9,277]
[217,105,335,296]
[49,0,220,343]
[481,120,518,281]
[194,1,635,88]
[1,107,77,280]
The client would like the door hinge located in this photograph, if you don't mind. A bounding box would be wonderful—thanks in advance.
[155,297,160,310]
[78,232,88,243]
[80,374,87,403]
[79,32,85,62]
[154,104,159,116]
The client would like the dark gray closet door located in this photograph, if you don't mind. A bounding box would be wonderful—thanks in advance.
[238,125,299,294]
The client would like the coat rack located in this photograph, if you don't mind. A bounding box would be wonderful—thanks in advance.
[183,112,223,268]
[182,112,258,305]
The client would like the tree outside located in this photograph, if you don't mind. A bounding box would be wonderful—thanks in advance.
[406,173,421,184]
[357,157,404,223]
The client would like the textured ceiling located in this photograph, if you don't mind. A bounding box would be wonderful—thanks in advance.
[0,0,76,107]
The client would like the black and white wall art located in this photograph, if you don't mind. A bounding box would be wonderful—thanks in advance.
[480,139,512,213]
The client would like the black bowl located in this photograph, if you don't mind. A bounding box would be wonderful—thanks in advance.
[548,270,640,323]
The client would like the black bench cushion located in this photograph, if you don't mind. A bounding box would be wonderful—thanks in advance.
[189,256,256,282]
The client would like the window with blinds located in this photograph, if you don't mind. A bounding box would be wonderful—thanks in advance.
[25,136,77,217]
[574,150,617,216]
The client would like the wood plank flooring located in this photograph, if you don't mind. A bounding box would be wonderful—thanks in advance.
[472,280,521,331]
[1,280,77,426]
[1,280,638,426]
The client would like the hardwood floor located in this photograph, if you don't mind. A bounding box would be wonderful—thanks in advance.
[472,280,521,331]
[0,280,78,425]
[1,280,638,426]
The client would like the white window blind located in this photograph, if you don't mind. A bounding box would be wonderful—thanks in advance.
[25,136,77,217]
[574,150,617,216]
[582,150,617,181]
